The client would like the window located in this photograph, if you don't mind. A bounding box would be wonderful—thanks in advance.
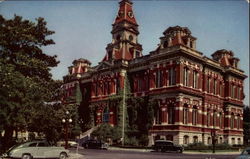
[207,109,210,127]
[219,84,223,97]
[237,115,240,129]
[183,136,189,144]
[169,67,176,86]
[155,108,162,124]
[231,113,234,129]
[238,88,242,99]
[183,104,189,125]
[135,51,140,58]
[219,112,222,128]
[213,111,217,127]
[38,142,49,147]
[103,107,109,123]
[193,136,198,143]
[155,70,163,88]
[193,71,198,89]
[232,138,235,145]
[183,68,189,86]
[237,138,241,145]
[137,79,142,92]
[207,77,211,93]
[28,143,37,147]
[219,137,223,144]
[208,137,211,145]
[116,79,120,93]
[231,85,234,98]
[214,79,217,95]
[192,106,198,125]
[108,51,112,60]
[168,106,175,124]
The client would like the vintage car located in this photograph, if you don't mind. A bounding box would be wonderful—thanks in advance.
[57,140,78,148]
[152,140,183,153]
[1,140,69,159]
[82,139,108,150]
[235,147,250,159]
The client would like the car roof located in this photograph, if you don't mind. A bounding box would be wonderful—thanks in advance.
[155,140,173,143]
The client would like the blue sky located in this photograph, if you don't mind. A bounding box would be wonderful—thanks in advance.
[0,0,249,105]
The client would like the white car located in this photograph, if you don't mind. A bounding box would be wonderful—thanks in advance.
[1,140,69,159]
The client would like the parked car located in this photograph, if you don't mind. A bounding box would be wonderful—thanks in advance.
[235,147,250,159]
[1,140,69,159]
[57,140,78,148]
[152,140,183,153]
[82,139,108,149]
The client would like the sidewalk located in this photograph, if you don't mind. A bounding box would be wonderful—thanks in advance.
[108,146,241,155]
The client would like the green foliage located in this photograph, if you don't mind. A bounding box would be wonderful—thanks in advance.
[0,15,60,150]
[91,123,120,142]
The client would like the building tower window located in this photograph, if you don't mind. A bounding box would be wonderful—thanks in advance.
[168,106,175,124]
[183,104,189,125]
[192,106,198,125]
[193,71,198,89]
[169,67,176,86]
[155,108,162,124]
[184,67,189,87]
[219,83,223,97]
[238,88,242,99]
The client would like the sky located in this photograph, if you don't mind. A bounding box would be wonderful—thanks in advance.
[0,0,249,105]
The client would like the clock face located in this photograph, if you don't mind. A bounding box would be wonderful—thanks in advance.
[128,11,134,18]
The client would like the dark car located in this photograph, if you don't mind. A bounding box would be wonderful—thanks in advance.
[82,139,108,149]
[235,147,250,159]
[152,140,183,153]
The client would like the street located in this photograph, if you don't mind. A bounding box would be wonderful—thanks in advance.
[69,148,239,159]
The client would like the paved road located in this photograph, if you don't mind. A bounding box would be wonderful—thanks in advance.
[69,148,239,159]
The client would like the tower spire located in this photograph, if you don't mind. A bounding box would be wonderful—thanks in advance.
[103,0,142,62]
[113,0,138,26]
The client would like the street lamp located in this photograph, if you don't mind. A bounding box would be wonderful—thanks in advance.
[62,110,72,149]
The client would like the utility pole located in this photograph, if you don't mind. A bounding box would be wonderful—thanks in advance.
[122,72,126,146]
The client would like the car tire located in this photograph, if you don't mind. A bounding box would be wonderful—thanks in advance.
[22,154,32,159]
[59,152,67,159]
[177,149,183,153]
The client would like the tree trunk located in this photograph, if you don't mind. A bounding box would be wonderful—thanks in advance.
[3,126,14,151]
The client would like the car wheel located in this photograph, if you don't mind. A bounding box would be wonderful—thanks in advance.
[177,149,183,153]
[22,154,32,159]
[59,152,67,159]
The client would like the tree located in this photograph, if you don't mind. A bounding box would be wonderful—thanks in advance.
[0,15,59,150]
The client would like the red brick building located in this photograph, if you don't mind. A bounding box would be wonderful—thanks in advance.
[63,0,247,145]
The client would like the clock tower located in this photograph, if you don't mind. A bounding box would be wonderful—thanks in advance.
[103,0,142,61]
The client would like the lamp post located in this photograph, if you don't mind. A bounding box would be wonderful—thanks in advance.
[62,110,72,149]
[211,129,217,153]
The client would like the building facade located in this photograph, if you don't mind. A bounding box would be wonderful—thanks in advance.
[62,0,247,146]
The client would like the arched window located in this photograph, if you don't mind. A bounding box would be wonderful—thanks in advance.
[207,77,211,93]
[183,135,189,145]
[219,137,223,144]
[231,113,234,129]
[192,106,198,125]
[237,138,241,145]
[208,137,211,145]
[193,136,198,143]
[168,106,175,124]
[183,104,189,125]
[231,138,235,145]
